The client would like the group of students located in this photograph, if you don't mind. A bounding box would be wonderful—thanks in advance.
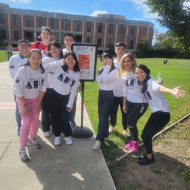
[8,27,80,162]
[8,27,186,165]
[93,42,186,166]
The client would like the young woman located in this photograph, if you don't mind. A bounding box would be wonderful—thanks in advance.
[93,53,119,150]
[41,51,80,146]
[135,64,186,165]
[30,26,51,58]
[41,41,64,138]
[14,49,46,162]
[120,53,148,152]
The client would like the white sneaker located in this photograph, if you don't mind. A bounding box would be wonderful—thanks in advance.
[44,131,51,138]
[109,126,115,133]
[93,140,101,150]
[64,137,72,145]
[54,136,61,146]
[123,129,130,137]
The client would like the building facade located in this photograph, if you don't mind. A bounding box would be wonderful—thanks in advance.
[0,3,154,53]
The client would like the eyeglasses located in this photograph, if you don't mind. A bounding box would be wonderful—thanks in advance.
[19,44,29,48]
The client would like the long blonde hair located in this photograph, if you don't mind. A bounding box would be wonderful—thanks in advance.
[120,53,137,76]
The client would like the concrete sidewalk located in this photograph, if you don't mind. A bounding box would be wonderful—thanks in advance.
[0,61,116,190]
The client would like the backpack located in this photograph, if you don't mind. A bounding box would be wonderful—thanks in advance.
[36,41,40,49]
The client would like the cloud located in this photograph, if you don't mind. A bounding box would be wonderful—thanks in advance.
[135,6,141,10]
[10,0,31,3]
[90,10,108,17]
[55,10,65,13]
[94,2,99,5]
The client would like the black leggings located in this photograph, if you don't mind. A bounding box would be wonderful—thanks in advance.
[141,112,170,154]
[127,101,148,141]
[48,89,72,137]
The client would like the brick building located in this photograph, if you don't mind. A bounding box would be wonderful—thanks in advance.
[0,3,154,53]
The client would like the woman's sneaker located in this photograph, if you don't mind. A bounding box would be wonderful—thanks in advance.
[109,126,115,133]
[131,140,140,152]
[28,139,41,149]
[54,136,61,146]
[123,129,130,137]
[125,140,133,150]
[93,140,101,150]
[44,131,51,138]
[19,148,29,162]
[64,137,72,145]
[138,154,155,165]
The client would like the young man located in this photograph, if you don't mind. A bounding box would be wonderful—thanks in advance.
[8,39,30,135]
[62,33,78,127]
[109,42,130,137]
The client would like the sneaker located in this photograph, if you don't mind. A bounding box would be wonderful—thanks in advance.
[131,140,140,152]
[138,154,155,165]
[123,129,130,137]
[64,137,72,145]
[109,126,115,133]
[44,131,51,138]
[138,154,147,160]
[54,136,61,146]
[104,137,109,141]
[93,140,101,150]
[19,148,29,162]
[125,140,133,150]
[17,130,20,136]
[28,139,41,149]
[70,120,76,127]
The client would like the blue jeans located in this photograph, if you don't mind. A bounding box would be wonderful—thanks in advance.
[96,90,114,143]
[14,95,21,132]
[8,52,12,61]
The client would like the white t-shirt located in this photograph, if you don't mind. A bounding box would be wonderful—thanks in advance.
[14,66,45,99]
[96,65,119,91]
[8,54,29,95]
[123,71,148,103]
[44,60,80,107]
[42,57,61,87]
[113,59,123,97]
[145,78,170,113]
[62,48,67,56]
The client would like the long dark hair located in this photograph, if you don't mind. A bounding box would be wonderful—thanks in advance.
[47,41,63,59]
[100,52,115,73]
[62,51,80,72]
[24,49,45,73]
[136,64,151,93]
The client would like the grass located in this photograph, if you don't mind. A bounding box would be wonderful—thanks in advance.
[83,57,190,161]
[0,50,17,62]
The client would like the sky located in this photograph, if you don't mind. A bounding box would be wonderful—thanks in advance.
[0,0,171,33]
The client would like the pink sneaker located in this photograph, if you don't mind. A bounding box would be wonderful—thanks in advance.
[125,140,134,150]
[131,140,140,152]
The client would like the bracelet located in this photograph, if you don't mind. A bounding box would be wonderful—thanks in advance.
[23,104,27,107]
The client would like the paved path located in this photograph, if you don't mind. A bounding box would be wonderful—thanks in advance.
[0,61,116,190]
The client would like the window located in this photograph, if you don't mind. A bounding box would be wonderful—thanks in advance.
[120,25,124,35]
[129,40,133,49]
[39,17,44,28]
[51,18,56,29]
[13,14,17,25]
[64,20,68,30]
[130,26,135,36]
[26,16,31,27]
[86,37,90,43]
[0,13,5,24]
[0,29,6,39]
[109,24,114,34]
[98,23,102,33]
[14,30,19,41]
[75,21,80,31]
[97,38,101,47]
[87,22,91,32]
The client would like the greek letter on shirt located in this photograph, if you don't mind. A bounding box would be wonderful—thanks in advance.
[26,78,44,89]
[57,73,76,87]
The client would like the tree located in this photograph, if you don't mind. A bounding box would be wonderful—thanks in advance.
[144,0,190,56]
[136,37,150,57]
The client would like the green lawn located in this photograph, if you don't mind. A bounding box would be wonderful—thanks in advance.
[83,57,190,161]
[0,50,17,62]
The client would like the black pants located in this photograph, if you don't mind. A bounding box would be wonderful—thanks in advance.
[127,101,148,141]
[141,112,170,154]
[96,90,114,143]
[41,92,51,132]
[48,89,72,137]
[109,96,128,130]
